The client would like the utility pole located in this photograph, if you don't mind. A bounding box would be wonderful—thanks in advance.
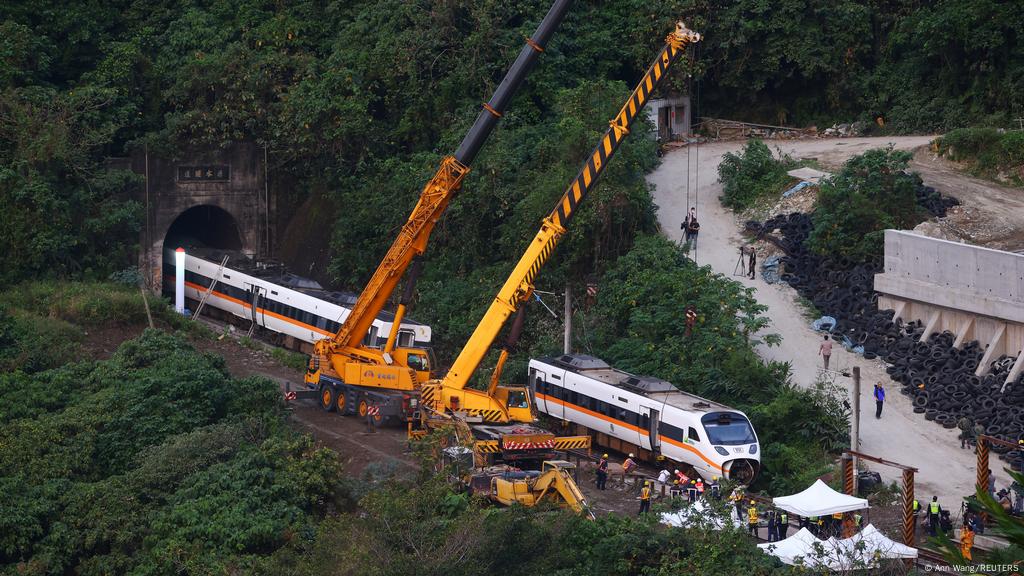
[563,282,572,354]
[851,366,861,494]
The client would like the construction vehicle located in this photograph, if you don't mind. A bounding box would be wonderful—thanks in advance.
[385,20,701,516]
[418,21,703,432]
[304,0,573,422]
[478,461,594,518]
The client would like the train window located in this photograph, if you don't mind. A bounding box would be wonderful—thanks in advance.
[271,290,278,295]
[688,427,701,442]
[640,413,649,429]
[397,331,414,347]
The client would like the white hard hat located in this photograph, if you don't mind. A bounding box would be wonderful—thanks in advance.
[674,469,680,473]
[628,453,635,458]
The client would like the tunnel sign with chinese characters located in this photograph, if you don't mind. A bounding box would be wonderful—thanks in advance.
[177,165,231,181]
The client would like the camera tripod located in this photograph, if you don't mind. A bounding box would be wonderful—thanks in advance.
[733,248,748,276]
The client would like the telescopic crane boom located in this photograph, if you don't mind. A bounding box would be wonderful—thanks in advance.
[306,0,573,407]
[421,22,702,424]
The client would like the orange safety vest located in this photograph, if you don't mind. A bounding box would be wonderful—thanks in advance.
[641,487,651,501]
[696,480,705,493]
[960,529,974,561]
[748,507,758,523]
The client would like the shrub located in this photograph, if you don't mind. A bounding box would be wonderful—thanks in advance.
[807,147,921,262]
[936,128,1024,184]
[717,140,796,210]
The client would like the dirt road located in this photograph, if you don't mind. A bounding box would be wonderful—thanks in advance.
[647,136,1013,509]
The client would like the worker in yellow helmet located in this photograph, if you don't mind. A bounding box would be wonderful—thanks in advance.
[747,500,759,537]
[639,480,652,515]
[596,453,609,491]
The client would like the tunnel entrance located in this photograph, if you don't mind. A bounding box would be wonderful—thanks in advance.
[164,205,243,251]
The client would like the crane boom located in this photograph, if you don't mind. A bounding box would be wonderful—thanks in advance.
[423,22,701,422]
[322,0,573,354]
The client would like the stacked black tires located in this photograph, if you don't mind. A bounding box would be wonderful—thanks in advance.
[752,188,1023,468]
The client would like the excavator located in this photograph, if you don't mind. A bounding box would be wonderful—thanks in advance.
[413,21,702,513]
[484,460,595,519]
[304,0,573,422]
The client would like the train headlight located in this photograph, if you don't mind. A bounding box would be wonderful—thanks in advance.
[714,446,728,456]
[749,444,758,455]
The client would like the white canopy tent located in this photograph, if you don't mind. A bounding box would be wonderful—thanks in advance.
[661,500,744,530]
[825,524,918,567]
[757,528,826,567]
[772,479,869,516]
[759,524,917,570]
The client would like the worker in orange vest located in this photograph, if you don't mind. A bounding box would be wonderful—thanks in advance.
[960,523,975,561]
[695,478,705,498]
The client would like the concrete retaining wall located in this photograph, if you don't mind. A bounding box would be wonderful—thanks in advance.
[874,230,1024,379]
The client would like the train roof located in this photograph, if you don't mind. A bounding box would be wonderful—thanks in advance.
[176,246,428,328]
[535,354,741,415]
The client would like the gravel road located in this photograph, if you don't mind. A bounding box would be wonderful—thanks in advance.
[647,136,1013,509]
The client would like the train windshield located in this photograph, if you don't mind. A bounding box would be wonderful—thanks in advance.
[701,412,756,445]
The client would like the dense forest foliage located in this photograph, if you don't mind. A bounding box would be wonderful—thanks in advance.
[1,1,1014,571]
[2,0,1021,288]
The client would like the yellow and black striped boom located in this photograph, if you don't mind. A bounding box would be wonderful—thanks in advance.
[429,22,701,419]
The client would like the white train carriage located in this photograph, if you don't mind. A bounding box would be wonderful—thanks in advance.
[530,354,760,483]
[163,251,431,349]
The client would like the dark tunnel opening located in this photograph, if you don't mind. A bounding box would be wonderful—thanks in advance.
[164,205,243,251]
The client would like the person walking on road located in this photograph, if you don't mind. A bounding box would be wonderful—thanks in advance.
[639,481,652,515]
[873,383,885,419]
[748,246,757,279]
[596,454,609,490]
[819,334,833,370]
[974,422,986,453]
[687,218,700,249]
[682,207,698,246]
[958,416,973,449]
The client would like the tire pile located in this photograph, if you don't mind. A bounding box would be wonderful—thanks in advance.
[751,187,1024,467]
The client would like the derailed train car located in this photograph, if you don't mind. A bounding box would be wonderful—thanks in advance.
[530,354,760,483]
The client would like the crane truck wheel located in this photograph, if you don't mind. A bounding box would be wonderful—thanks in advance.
[358,399,383,423]
[320,385,337,412]
[335,391,347,414]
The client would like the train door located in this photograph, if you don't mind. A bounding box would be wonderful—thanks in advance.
[641,406,661,454]
[246,284,267,327]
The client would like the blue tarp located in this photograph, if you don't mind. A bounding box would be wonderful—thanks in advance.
[761,255,782,284]
[782,181,813,198]
[812,316,837,332]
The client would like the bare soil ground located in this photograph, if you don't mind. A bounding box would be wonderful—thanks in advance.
[648,136,1017,519]
[77,320,415,477]
[909,148,1024,252]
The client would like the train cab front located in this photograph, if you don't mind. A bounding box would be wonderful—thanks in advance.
[701,411,761,484]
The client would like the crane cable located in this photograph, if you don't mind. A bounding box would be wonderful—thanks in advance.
[693,40,702,265]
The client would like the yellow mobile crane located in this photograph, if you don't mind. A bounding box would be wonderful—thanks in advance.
[426,22,701,513]
[419,21,702,432]
[305,0,573,421]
